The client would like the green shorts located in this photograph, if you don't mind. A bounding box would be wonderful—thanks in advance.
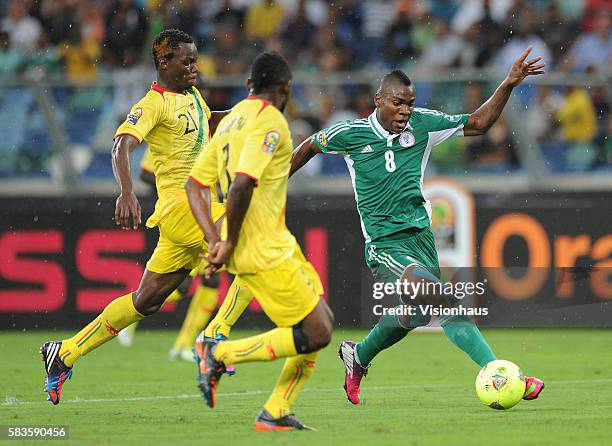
[365,226,440,282]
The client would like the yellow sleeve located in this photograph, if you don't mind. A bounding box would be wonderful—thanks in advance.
[115,92,164,142]
[189,142,219,188]
[235,108,284,183]
[140,147,154,173]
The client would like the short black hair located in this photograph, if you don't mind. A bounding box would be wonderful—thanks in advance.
[151,29,194,70]
[250,52,292,94]
[378,69,413,94]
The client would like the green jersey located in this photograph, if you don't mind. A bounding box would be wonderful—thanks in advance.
[311,109,469,243]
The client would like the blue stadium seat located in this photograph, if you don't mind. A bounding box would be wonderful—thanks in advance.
[0,88,34,175]
[539,140,569,173]
[321,156,349,175]
[82,152,114,179]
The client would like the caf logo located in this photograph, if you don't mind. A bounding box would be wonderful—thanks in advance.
[399,131,415,148]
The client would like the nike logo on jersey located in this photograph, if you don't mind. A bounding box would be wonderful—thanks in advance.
[361,145,373,153]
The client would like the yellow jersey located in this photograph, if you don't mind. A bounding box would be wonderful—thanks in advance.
[115,82,212,227]
[140,147,155,173]
[189,97,297,274]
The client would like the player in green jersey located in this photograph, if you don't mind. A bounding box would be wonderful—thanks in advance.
[290,46,546,405]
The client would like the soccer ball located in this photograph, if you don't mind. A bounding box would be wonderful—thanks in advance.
[475,360,525,410]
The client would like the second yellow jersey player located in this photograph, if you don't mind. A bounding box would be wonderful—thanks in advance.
[188,51,333,430]
[190,97,322,325]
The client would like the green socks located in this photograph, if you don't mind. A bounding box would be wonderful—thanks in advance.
[355,309,496,368]
[356,313,410,366]
[439,314,496,367]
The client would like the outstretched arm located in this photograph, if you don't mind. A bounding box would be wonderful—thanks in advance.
[464,46,545,136]
[290,138,322,177]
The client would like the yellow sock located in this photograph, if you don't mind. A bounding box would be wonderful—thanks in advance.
[204,277,252,339]
[172,284,217,351]
[165,288,183,304]
[214,327,297,365]
[264,351,319,418]
[59,294,144,367]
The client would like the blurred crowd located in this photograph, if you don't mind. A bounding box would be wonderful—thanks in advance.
[0,0,610,175]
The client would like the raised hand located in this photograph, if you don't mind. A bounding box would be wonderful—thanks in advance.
[505,46,546,87]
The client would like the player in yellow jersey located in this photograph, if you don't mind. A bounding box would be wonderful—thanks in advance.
[116,147,235,366]
[39,29,252,405]
[187,52,334,431]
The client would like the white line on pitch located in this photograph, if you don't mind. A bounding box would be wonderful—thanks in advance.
[5,378,612,407]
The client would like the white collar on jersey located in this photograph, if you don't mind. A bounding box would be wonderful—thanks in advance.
[368,110,413,142]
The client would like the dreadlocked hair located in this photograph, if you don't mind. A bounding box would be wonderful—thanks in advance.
[151,29,194,69]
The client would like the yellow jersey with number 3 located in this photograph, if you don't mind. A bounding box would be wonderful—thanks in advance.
[115,82,212,228]
[189,97,297,274]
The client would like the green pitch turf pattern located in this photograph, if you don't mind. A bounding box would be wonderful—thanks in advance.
[1,329,611,445]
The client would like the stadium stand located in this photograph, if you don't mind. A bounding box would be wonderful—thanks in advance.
[0,0,609,181]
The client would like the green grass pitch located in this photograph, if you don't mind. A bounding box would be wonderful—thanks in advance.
[2,328,611,445]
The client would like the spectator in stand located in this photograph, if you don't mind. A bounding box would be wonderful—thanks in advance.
[213,0,245,30]
[313,23,349,72]
[245,0,285,41]
[103,0,147,68]
[580,0,612,32]
[319,89,358,126]
[419,18,465,69]
[351,86,374,118]
[464,83,488,164]
[36,0,74,46]
[564,11,611,75]
[1,0,42,53]
[360,0,394,63]
[451,0,512,34]
[405,1,437,57]
[556,86,597,144]
[457,24,487,68]
[464,82,518,171]
[525,85,564,142]
[384,7,414,65]
[282,0,317,58]
[210,24,251,76]
[0,30,24,75]
[104,0,148,123]
[429,0,461,23]
[539,0,576,65]
[468,0,504,67]
[332,0,363,59]
[496,6,552,72]
[291,119,321,175]
[58,5,103,83]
